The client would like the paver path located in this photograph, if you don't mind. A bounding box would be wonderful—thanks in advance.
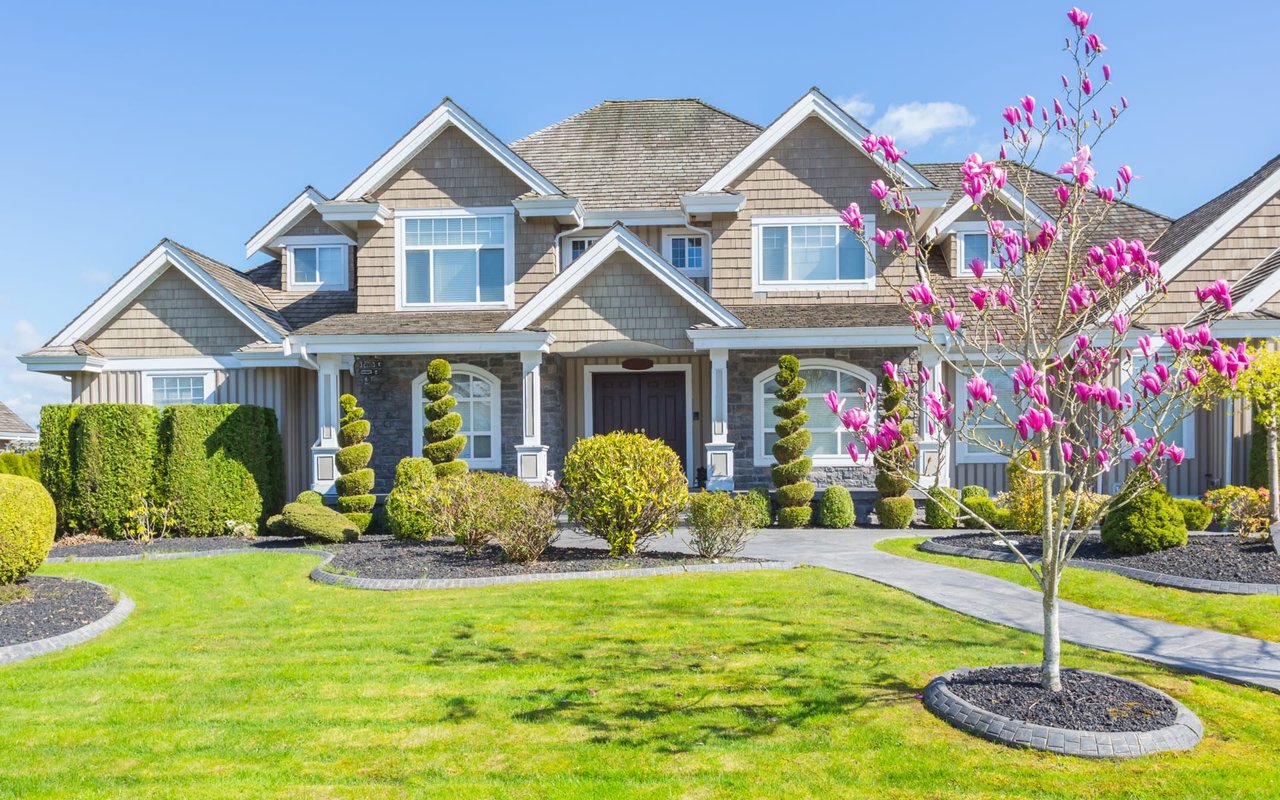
[561,528,1280,692]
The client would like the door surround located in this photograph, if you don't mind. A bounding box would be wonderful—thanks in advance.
[582,363,694,485]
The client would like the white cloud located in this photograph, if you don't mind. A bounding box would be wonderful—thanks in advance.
[874,101,976,147]
[0,320,67,430]
[836,95,876,122]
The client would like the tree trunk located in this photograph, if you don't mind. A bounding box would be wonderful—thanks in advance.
[1041,571,1062,691]
[1269,416,1279,523]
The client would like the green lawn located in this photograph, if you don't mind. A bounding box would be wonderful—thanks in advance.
[878,536,1280,643]
[3,553,1279,798]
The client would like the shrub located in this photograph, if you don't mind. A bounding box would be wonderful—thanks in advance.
[276,501,358,544]
[1249,417,1269,489]
[770,355,814,528]
[421,359,468,479]
[334,394,375,533]
[687,491,756,557]
[924,486,960,529]
[1100,490,1188,555]
[1204,485,1269,534]
[71,404,160,538]
[1177,498,1212,532]
[386,458,444,541]
[875,496,915,529]
[122,493,177,542]
[1060,490,1110,530]
[992,508,1015,529]
[155,404,284,536]
[962,495,1000,529]
[0,475,55,583]
[1005,453,1045,535]
[489,479,560,563]
[961,485,989,501]
[296,490,324,506]
[561,432,688,555]
[0,451,40,480]
[39,405,80,531]
[874,370,917,499]
[741,488,773,528]
[816,486,855,529]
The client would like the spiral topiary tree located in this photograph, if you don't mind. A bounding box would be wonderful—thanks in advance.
[872,367,918,528]
[770,354,814,528]
[335,393,375,533]
[422,358,468,479]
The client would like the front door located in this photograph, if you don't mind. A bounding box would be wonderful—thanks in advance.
[591,371,687,469]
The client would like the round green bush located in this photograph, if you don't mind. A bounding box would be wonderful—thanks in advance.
[1100,490,1188,555]
[875,472,911,498]
[875,496,915,529]
[338,420,371,449]
[336,494,376,515]
[960,485,989,501]
[961,495,999,529]
[741,488,773,528]
[296,490,324,506]
[1176,498,1212,532]
[817,486,855,529]
[561,432,688,556]
[924,486,960,529]
[0,475,55,584]
[776,506,811,529]
[992,508,1014,529]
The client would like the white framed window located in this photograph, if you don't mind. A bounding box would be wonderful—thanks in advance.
[395,207,515,310]
[752,358,875,466]
[950,221,1011,276]
[143,371,215,407]
[751,215,875,291]
[955,367,1018,463]
[662,230,709,276]
[564,236,599,267]
[285,239,350,291]
[411,364,502,469]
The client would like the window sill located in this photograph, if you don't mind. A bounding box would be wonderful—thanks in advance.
[752,280,876,293]
[396,301,514,312]
[288,283,350,293]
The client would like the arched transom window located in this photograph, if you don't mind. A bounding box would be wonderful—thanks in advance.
[411,364,502,469]
[753,359,876,466]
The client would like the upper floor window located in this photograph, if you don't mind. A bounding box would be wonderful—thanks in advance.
[396,208,515,309]
[951,221,1011,276]
[566,236,598,266]
[288,244,349,291]
[751,215,875,291]
[663,231,709,277]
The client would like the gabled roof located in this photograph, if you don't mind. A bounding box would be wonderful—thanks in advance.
[1191,246,1280,325]
[44,239,288,349]
[696,88,936,194]
[336,98,561,201]
[499,225,743,332]
[0,402,36,439]
[244,186,329,258]
[914,162,1053,235]
[510,99,762,210]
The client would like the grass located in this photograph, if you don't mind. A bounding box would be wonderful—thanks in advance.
[879,536,1280,642]
[1,553,1279,798]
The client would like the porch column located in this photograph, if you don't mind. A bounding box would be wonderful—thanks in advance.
[310,352,342,496]
[515,350,549,484]
[917,351,951,488]
[705,347,735,491]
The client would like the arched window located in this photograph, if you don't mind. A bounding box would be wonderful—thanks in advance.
[753,358,876,466]
[411,364,502,469]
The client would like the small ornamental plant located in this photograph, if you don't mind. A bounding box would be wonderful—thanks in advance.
[770,355,815,528]
[422,359,468,479]
[335,394,376,533]
[821,7,1251,691]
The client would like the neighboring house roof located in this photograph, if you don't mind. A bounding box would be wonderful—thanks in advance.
[1189,246,1280,325]
[290,311,514,337]
[510,99,762,210]
[1155,154,1280,261]
[0,402,36,440]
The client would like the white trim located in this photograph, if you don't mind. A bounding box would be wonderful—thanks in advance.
[583,363,696,485]
[680,193,746,216]
[19,355,106,373]
[1228,247,1280,314]
[141,370,217,407]
[500,226,743,332]
[661,228,711,277]
[512,195,583,225]
[287,331,554,355]
[927,186,1048,242]
[0,430,37,443]
[49,241,283,347]
[562,235,600,269]
[948,220,1008,277]
[750,214,877,293]
[393,207,516,311]
[245,186,328,258]
[1198,318,1280,339]
[284,241,351,292]
[688,325,920,350]
[697,89,933,193]
[335,99,560,200]
[410,363,503,469]
[751,357,877,468]
[100,356,239,372]
[580,209,689,227]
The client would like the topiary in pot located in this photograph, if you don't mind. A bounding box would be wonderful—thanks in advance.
[335,394,376,533]
[0,474,55,584]
[1101,489,1187,555]
[924,486,960,529]
[770,355,814,528]
[1175,497,1212,532]
[421,358,468,479]
[817,486,856,529]
[875,496,916,529]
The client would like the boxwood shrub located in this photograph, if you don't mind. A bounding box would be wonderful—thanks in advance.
[1101,490,1187,555]
[0,451,39,480]
[0,474,55,583]
[924,486,960,529]
[962,495,1000,529]
[741,488,773,528]
[816,486,856,529]
[277,501,359,543]
[71,404,160,538]
[1176,497,1212,532]
[875,496,915,529]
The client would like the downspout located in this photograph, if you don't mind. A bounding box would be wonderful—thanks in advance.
[294,341,319,371]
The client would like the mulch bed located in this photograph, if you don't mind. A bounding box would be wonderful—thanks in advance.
[946,666,1178,733]
[932,532,1280,584]
[49,535,304,560]
[0,576,116,647]
[324,535,751,581]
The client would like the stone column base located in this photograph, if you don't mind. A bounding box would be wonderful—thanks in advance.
[516,444,549,485]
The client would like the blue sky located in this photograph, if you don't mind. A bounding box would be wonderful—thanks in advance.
[2,0,1277,425]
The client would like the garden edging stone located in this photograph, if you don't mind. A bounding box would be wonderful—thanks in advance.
[0,580,134,667]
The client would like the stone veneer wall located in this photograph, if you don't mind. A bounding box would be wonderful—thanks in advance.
[727,347,917,492]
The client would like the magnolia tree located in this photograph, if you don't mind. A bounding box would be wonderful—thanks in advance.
[824,7,1251,691]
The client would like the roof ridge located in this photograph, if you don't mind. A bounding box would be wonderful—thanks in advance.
[510,101,606,146]
[1169,152,1280,226]
[164,238,290,324]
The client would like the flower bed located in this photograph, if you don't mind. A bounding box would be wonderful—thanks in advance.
[0,576,115,646]
[48,534,304,562]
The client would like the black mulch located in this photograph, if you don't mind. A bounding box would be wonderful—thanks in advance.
[324,535,752,580]
[50,535,305,560]
[0,576,116,647]
[932,532,1280,584]
[946,666,1177,732]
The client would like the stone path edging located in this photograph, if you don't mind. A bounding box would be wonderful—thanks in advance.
[0,579,135,667]
[923,665,1203,757]
[919,538,1280,595]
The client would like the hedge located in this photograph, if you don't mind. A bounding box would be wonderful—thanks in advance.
[70,404,160,538]
[0,451,40,480]
[39,405,80,531]
[155,405,284,535]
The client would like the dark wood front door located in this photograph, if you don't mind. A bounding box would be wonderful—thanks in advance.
[591,371,687,468]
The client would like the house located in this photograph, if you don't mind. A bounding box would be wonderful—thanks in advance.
[19,89,1280,501]
[0,402,37,451]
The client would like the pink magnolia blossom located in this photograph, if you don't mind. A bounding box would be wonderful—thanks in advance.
[906,282,936,306]
[969,286,990,310]
[1067,6,1092,31]
[1184,366,1203,387]
[1020,94,1036,113]
[1096,449,1112,470]
[1194,279,1233,312]
[1055,184,1070,207]
[1061,441,1074,463]
[846,441,861,463]
[968,257,986,279]
[841,407,871,432]
[840,202,864,231]
[1122,427,1138,445]
[874,229,892,248]
[1082,77,1093,95]
[1137,372,1164,396]
[1103,64,1113,80]
[824,390,843,415]
[1137,335,1154,359]
[943,309,963,332]
[869,179,889,200]
[1162,326,1190,354]
[1057,145,1097,186]
[1112,312,1130,334]
[883,361,899,383]
[1166,444,1185,465]
[1117,164,1133,184]
[861,134,880,154]
[966,376,995,404]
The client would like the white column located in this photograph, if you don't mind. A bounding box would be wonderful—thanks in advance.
[917,352,951,488]
[705,347,735,491]
[310,352,342,496]
[515,350,549,484]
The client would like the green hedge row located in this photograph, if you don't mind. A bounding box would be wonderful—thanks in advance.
[0,451,40,480]
[39,403,284,537]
